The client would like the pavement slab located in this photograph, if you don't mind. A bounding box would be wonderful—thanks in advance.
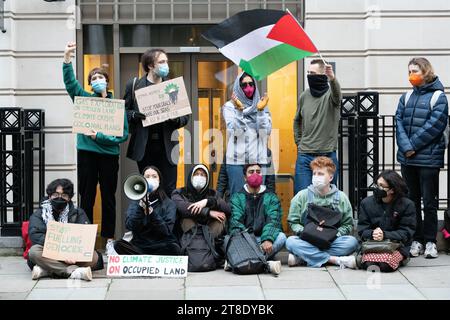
[26,287,108,300]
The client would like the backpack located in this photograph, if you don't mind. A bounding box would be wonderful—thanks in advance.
[21,221,32,260]
[224,229,267,275]
[180,223,221,272]
[300,190,342,250]
[404,89,449,147]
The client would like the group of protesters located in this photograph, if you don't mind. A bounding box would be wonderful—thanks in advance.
[26,42,448,281]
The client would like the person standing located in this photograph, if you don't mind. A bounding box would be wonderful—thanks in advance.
[63,42,128,255]
[124,49,190,197]
[293,59,342,194]
[396,57,448,259]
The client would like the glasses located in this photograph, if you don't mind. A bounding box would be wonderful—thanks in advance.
[376,184,390,191]
[240,81,255,89]
[50,193,70,201]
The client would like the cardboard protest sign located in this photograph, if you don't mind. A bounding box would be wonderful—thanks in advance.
[42,221,98,262]
[107,255,188,278]
[72,96,125,136]
[135,77,192,127]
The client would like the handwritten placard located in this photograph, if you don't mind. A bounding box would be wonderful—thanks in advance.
[42,221,98,262]
[107,255,188,278]
[73,96,125,136]
[135,77,192,127]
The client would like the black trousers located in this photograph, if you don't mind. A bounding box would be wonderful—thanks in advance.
[78,150,119,238]
[137,138,177,197]
[114,239,181,255]
[401,165,440,243]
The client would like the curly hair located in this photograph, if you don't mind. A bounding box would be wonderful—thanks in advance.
[310,156,336,175]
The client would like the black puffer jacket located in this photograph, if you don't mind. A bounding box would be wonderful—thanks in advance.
[357,195,416,258]
[28,202,90,246]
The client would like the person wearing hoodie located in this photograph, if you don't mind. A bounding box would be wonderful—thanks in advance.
[28,179,104,281]
[113,166,181,255]
[172,164,231,241]
[286,156,358,269]
[396,57,448,259]
[293,59,342,194]
[228,163,286,275]
[357,170,416,272]
[222,72,271,195]
[63,42,129,255]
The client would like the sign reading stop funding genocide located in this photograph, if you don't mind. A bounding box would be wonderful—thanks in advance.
[135,77,192,127]
[42,221,98,262]
[107,255,188,278]
[72,96,125,137]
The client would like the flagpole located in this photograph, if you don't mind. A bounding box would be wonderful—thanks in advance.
[286,8,327,65]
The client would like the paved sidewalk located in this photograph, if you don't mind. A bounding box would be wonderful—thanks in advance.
[1,254,450,300]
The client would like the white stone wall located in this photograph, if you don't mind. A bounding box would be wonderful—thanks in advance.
[305,0,450,203]
[1,0,77,207]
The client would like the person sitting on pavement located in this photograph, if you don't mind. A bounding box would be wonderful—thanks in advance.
[357,170,416,272]
[113,166,181,255]
[28,179,104,281]
[172,164,231,249]
[227,163,286,275]
[286,156,359,269]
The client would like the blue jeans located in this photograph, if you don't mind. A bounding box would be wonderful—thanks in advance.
[294,151,339,195]
[256,232,287,260]
[226,164,267,195]
[286,235,359,268]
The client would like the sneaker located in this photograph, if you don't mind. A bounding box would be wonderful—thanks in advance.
[31,265,49,280]
[106,239,118,256]
[410,241,424,257]
[424,242,438,259]
[69,267,92,281]
[268,260,282,276]
[336,255,357,269]
[223,260,232,271]
[288,253,304,267]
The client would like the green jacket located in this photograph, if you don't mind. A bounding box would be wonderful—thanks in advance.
[229,185,283,243]
[63,62,129,155]
[293,78,342,153]
[288,185,353,237]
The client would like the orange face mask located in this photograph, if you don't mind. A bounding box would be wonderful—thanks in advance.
[409,73,424,87]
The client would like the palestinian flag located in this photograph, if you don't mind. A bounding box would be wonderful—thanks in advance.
[202,9,318,80]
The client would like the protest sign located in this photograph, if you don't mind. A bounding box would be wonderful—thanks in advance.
[72,96,125,136]
[42,221,98,262]
[135,77,192,126]
[107,255,188,278]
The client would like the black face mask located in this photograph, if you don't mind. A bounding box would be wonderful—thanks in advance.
[373,188,388,202]
[51,197,68,212]
[307,74,329,97]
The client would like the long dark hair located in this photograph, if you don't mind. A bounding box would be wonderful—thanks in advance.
[142,165,167,201]
[376,170,408,199]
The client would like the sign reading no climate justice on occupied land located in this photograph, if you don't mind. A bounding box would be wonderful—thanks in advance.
[107,255,188,278]
[135,77,192,127]
[72,96,125,137]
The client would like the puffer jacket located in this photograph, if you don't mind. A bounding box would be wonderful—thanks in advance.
[395,77,448,167]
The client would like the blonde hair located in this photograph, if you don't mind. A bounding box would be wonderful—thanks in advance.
[408,57,435,84]
[310,156,336,175]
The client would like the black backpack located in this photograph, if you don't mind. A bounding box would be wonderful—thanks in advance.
[180,223,220,272]
[300,190,342,250]
[224,229,267,275]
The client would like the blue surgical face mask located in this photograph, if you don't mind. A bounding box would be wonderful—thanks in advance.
[155,63,169,78]
[91,78,107,93]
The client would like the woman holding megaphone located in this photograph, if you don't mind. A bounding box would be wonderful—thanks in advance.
[113,166,181,255]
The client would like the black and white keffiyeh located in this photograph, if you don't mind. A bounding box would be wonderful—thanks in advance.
[41,199,69,225]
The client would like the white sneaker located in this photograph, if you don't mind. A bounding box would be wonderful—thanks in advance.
[410,241,424,257]
[31,265,49,280]
[268,260,282,276]
[106,239,118,256]
[288,253,304,267]
[424,242,438,259]
[122,231,133,242]
[69,267,92,281]
[336,255,357,269]
[223,260,232,271]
